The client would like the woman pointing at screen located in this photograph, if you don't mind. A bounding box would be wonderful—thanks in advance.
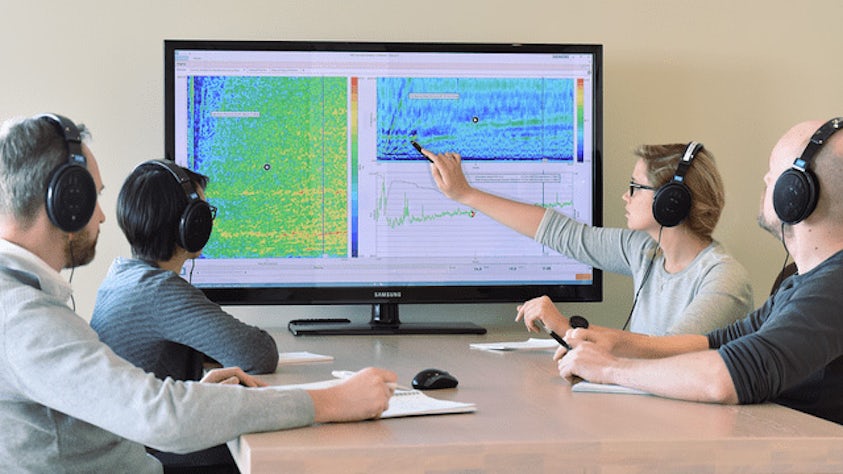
[420,142,752,337]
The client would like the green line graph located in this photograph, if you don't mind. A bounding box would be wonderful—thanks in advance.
[366,171,575,259]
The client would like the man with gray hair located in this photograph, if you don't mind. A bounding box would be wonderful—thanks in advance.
[0,113,397,472]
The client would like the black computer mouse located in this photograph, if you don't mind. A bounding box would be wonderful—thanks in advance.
[412,368,459,390]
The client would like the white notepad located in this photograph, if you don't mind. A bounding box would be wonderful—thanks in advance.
[470,337,558,352]
[571,381,651,396]
[273,378,476,418]
[380,389,476,418]
[277,351,334,366]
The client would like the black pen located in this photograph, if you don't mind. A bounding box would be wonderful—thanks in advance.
[537,320,572,350]
[411,140,434,163]
[536,315,589,350]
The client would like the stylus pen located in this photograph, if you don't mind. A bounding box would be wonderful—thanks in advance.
[536,315,590,351]
[537,321,572,350]
[411,140,434,163]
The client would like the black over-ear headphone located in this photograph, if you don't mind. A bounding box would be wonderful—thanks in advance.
[652,141,703,227]
[773,117,843,225]
[38,114,98,233]
[141,160,214,253]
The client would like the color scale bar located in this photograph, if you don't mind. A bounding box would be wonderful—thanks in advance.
[350,77,359,257]
[577,78,584,162]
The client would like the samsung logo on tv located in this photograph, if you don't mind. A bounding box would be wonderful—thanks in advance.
[374,291,402,298]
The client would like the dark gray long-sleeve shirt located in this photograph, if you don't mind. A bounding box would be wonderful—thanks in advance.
[91,258,278,380]
[710,250,843,424]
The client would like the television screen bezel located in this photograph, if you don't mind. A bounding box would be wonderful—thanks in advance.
[163,39,603,322]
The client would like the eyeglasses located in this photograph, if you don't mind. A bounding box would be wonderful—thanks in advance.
[208,204,218,220]
[628,181,657,197]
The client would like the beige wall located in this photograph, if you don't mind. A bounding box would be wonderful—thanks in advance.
[2,0,841,329]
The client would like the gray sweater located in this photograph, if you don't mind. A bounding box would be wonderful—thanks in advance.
[91,258,278,381]
[535,209,753,334]
[0,239,313,473]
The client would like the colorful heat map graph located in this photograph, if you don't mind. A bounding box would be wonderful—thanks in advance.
[375,77,579,161]
[188,75,349,260]
[185,74,587,260]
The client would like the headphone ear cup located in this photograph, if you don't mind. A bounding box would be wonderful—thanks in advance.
[652,182,691,227]
[179,200,214,253]
[773,168,819,225]
[46,163,97,232]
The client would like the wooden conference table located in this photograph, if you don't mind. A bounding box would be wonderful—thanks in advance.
[228,326,843,473]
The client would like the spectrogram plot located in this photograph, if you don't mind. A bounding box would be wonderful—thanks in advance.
[187,75,349,259]
[376,77,576,161]
[363,168,576,258]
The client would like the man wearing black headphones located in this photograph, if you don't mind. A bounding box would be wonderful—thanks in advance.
[555,118,843,425]
[0,114,396,472]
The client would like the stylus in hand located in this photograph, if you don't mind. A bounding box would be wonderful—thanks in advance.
[411,140,434,163]
[537,315,589,350]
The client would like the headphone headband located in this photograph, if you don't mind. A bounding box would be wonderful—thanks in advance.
[672,141,702,184]
[799,117,842,169]
[681,141,702,165]
[38,114,86,163]
[143,159,202,202]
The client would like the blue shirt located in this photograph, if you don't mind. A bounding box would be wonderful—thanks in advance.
[92,258,278,381]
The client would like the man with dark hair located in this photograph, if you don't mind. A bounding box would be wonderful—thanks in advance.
[0,114,396,472]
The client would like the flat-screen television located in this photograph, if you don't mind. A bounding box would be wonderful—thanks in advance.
[164,40,602,335]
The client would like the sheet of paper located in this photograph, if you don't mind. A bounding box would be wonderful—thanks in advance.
[571,381,651,396]
[470,337,559,352]
[277,351,334,366]
[271,378,476,418]
[380,389,476,418]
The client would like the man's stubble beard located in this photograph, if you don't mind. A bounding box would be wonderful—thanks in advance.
[64,228,98,269]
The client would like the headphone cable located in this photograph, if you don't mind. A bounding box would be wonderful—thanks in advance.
[779,222,792,277]
[68,241,76,312]
[622,226,663,331]
[188,258,196,285]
